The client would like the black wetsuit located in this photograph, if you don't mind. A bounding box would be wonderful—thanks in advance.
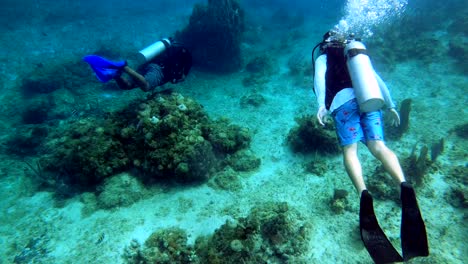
[128,43,192,90]
[145,43,192,86]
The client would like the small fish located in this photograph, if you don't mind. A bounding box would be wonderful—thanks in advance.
[96,233,105,245]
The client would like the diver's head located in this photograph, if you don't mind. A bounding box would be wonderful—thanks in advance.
[323,30,346,43]
[319,30,359,53]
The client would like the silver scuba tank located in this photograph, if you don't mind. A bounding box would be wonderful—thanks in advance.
[138,38,171,62]
[344,40,384,112]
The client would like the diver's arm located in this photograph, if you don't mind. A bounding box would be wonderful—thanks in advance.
[314,55,327,109]
[123,66,150,92]
[314,54,328,126]
[375,72,400,126]
[374,72,396,109]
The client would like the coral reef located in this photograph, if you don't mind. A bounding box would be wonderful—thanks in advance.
[444,165,468,208]
[449,122,468,139]
[330,189,350,214]
[20,59,91,98]
[226,149,261,172]
[123,202,310,263]
[303,154,329,176]
[240,93,266,108]
[446,187,468,209]
[447,13,468,75]
[21,101,51,124]
[287,115,340,155]
[242,54,277,87]
[204,118,251,155]
[39,116,129,187]
[402,144,435,187]
[96,173,150,209]
[245,55,274,75]
[287,52,307,76]
[197,201,310,263]
[37,94,256,191]
[208,167,243,191]
[20,77,63,97]
[4,126,48,157]
[370,140,443,200]
[13,234,50,264]
[386,98,412,140]
[368,165,400,202]
[430,138,444,162]
[123,228,197,264]
[175,0,244,73]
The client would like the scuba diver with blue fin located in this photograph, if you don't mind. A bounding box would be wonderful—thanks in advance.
[312,30,429,263]
[84,37,192,92]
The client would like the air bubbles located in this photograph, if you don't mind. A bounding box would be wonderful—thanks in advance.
[334,0,408,39]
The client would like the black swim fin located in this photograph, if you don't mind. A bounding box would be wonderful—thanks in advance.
[360,190,403,264]
[400,182,429,261]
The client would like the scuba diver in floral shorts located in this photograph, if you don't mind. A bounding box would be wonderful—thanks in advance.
[312,30,429,263]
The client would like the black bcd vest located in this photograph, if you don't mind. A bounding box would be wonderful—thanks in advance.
[324,46,353,109]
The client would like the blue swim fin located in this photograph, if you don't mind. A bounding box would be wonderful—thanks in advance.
[83,55,127,83]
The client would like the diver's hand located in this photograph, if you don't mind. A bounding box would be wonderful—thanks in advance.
[387,108,400,127]
[317,106,329,126]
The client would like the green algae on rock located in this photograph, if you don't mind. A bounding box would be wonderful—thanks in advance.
[123,202,310,263]
[39,93,258,190]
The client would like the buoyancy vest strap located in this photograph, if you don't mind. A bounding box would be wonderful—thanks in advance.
[346,48,367,59]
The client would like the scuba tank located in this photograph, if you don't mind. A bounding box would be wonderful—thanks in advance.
[344,40,384,112]
[138,38,171,62]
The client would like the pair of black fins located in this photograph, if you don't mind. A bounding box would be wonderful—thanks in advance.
[360,182,429,263]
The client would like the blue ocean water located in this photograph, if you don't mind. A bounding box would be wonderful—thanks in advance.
[0,0,466,263]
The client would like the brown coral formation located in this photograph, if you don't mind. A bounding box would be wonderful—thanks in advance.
[38,94,257,190]
[123,202,310,263]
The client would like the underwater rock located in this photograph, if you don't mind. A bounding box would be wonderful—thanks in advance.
[402,144,434,187]
[208,166,243,191]
[241,54,278,88]
[430,138,444,162]
[287,52,307,76]
[195,201,310,263]
[20,58,94,98]
[21,78,63,97]
[13,234,50,264]
[444,165,468,208]
[448,33,468,75]
[245,54,274,75]
[96,173,149,209]
[123,228,197,264]
[21,102,50,124]
[446,187,468,208]
[5,126,48,156]
[227,149,261,172]
[124,202,310,263]
[239,93,266,108]
[287,115,340,155]
[303,156,329,176]
[122,239,145,264]
[204,118,251,155]
[80,192,98,217]
[368,165,400,202]
[40,117,129,187]
[40,94,254,191]
[176,0,244,73]
[450,122,468,139]
[330,189,350,214]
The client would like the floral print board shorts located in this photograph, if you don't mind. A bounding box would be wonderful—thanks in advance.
[332,99,384,146]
